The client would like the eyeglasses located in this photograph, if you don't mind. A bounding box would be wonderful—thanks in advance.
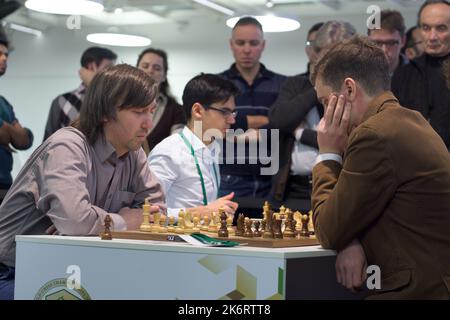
[204,105,238,118]
[372,39,400,48]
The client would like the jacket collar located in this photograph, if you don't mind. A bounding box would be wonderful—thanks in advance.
[360,91,399,124]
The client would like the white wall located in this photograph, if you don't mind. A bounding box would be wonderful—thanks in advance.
[0,9,420,177]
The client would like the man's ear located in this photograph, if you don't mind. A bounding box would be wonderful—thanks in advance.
[400,34,406,48]
[86,62,96,72]
[191,102,204,120]
[343,78,357,101]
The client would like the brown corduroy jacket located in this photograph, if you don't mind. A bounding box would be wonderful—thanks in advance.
[312,92,450,299]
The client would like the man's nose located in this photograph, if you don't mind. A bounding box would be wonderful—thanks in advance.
[143,113,153,129]
[429,29,439,40]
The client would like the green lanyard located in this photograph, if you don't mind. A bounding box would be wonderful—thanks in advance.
[179,132,220,205]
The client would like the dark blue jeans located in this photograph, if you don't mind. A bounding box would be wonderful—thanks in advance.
[0,264,15,300]
[219,174,272,198]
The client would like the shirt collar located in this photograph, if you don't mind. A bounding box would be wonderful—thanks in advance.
[93,134,118,164]
[77,83,86,95]
[227,63,273,80]
[182,126,220,154]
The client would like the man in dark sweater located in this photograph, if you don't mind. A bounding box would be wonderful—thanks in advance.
[392,0,450,150]
[218,17,286,198]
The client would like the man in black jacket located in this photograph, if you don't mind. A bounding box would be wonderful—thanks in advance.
[392,0,450,150]
[269,21,355,211]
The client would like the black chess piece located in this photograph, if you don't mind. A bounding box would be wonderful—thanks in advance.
[253,220,262,237]
[218,211,229,238]
[101,214,113,240]
[243,218,253,238]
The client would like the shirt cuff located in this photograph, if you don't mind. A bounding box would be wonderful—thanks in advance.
[315,153,343,166]
[108,213,127,231]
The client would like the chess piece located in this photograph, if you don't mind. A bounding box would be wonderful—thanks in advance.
[263,210,274,239]
[139,198,152,232]
[101,214,113,240]
[235,213,245,236]
[208,212,218,232]
[273,219,283,239]
[300,214,310,237]
[167,216,175,233]
[159,215,167,233]
[279,205,286,220]
[253,220,262,237]
[308,210,315,235]
[243,218,253,238]
[218,211,229,238]
[201,215,210,232]
[175,217,185,234]
[178,209,186,222]
[184,210,194,229]
[192,216,200,232]
[226,215,234,236]
[283,209,295,238]
[263,201,270,216]
[294,211,302,232]
[260,220,266,234]
[152,211,161,232]
[290,218,297,234]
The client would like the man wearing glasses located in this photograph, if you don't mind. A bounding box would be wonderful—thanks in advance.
[300,22,324,78]
[392,0,450,150]
[148,74,239,219]
[403,26,425,61]
[368,9,408,76]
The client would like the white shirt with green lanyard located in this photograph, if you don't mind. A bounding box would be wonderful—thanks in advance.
[148,126,220,218]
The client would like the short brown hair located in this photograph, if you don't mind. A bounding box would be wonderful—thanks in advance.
[368,10,405,36]
[75,64,158,144]
[311,35,390,97]
[232,16,263,32]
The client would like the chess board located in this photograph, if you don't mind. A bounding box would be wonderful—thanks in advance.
[110,230,319,248]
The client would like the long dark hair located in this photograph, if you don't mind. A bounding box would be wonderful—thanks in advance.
[74,64,158,144]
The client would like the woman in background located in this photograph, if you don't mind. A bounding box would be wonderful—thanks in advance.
[137,48,186,153]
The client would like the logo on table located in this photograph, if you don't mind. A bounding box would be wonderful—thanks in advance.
[34,278,91,300]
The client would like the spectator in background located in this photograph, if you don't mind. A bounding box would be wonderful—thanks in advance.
[392,0,450,150]
[0,36,33,204]
[218,16,286,199]
[403,26,425,60]
[137,48,186,153]
[368,9,408,76]
[300,22,324,77]
[43,46,117,140]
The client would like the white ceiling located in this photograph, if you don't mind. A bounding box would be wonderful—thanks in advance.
[7,0,425,27]
[2,0,425,47]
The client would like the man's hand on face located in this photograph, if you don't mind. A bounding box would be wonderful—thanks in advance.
[317,94,351,155]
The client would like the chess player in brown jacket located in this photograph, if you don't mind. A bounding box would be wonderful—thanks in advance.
[311,35,450,299]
